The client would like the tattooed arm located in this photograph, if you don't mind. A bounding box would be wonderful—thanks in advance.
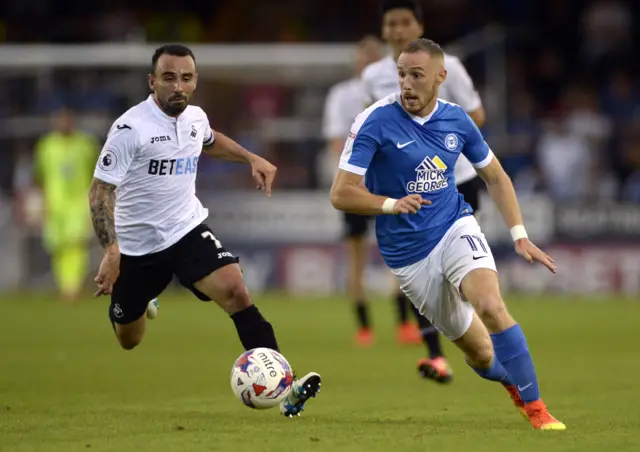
[90,119,138,296]
[89,177,120,296]
[88,178,118,252]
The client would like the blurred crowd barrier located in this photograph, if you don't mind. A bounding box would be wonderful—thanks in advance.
[1,189,639,295]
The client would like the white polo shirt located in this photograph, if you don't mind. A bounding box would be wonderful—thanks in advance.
[94,95,215,256]
[361,54,483,185]
[322,77,367,141]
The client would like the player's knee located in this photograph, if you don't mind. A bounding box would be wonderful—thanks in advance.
[116,335,142,350]
[115,329,144,350]
[469,347,494,368]
[473,295,509,332]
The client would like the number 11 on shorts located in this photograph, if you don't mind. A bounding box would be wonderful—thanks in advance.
[201,231,222,249]
[460,234,488,260]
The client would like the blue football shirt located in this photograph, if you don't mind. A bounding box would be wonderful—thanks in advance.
[339,93,493,268]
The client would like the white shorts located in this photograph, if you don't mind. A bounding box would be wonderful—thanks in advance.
[390,215,497,341]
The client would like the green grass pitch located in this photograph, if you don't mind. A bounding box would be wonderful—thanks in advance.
[1,291,639,451]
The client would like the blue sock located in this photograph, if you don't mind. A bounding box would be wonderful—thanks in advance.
[469,357,513,386]
[491,324,540,403]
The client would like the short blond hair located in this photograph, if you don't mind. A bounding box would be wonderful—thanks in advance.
[402,38,444,60]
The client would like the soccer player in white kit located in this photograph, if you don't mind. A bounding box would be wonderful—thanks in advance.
[322,35,385,347]
[360,0,489,382]
[88,44,320,418]
[331,38,565,430]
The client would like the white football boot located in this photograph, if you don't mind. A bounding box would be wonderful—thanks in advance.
[146,298,159,319]
[280,372,322,418]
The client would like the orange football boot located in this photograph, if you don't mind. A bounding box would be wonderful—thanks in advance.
[355,328,374,347]
[417,356,453,383]
[522,400,566,430]
[397,322,423,345]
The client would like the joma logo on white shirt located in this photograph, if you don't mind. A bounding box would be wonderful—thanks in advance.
[150,135,172,144]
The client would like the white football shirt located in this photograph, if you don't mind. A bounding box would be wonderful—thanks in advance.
[322,77,367,140]
[94,95,215,256]
[361,54,482,185]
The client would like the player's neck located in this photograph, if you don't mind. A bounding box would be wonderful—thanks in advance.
[414,97,438,118]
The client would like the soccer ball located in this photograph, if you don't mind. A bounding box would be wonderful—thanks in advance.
[230,347,294,409]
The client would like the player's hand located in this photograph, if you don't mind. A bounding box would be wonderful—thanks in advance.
[94,249,121,297]
[249,154,277,198]
[514,238,556,274]
[393,194,431,214]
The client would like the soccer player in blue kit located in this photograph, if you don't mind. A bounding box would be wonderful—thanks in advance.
[330,38,566,430]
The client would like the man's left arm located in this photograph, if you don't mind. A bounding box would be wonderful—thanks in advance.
[203,129,252,163]
[474,158,524,236]
[447,56,486,128]
[322,83,350,157]
[202,128,276,197]
[461,116,556,273]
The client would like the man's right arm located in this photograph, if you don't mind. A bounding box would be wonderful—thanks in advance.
[329,113,380,213]
[89,120,139,252]
[89,178,118,252]
[446,56,486,128]
[329,114,428,215]
[331,169,429,216]
[360,67,376,108]
[322,84,349,157]
[331,169,389,215]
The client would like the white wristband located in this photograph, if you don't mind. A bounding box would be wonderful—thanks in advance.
[381,198,397,214]
[510,225,528,242]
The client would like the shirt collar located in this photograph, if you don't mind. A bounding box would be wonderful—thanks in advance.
[396,97,439,125]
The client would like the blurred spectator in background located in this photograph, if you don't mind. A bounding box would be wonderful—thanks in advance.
[580,0,633,67]
[528,47,567,114]
[619,120,640,202]
[71,73,117,116]
[563,84,619,201]
[502,91,539,182]
[601,68,639,125]
[536,110,592,202]
[33,75,67,115]
[33,107,98,301]
[96,6,144,42]
[320,35,385,187]
[145,7,205,43]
